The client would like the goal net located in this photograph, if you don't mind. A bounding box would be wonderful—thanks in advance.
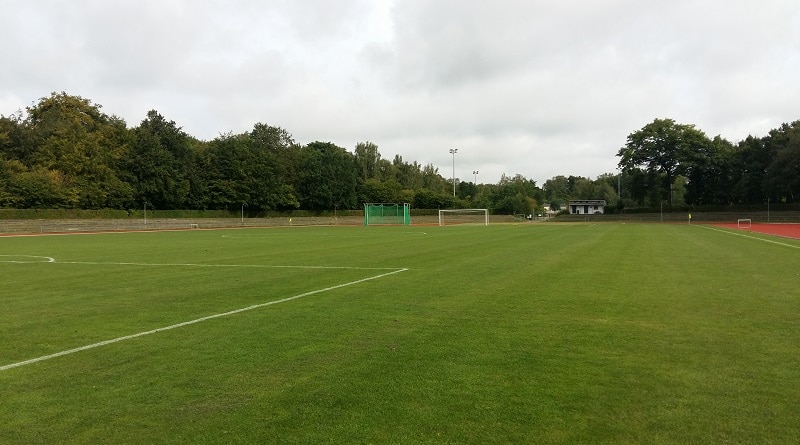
[439,209,489,226]
[364,203,411,226]
[737,218,752,230]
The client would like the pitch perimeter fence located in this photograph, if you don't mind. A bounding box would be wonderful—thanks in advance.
[553,211,800,224]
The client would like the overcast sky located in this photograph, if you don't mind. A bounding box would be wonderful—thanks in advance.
[2,1,799,185]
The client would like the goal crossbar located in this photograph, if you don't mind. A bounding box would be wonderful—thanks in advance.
[438,209,489,226]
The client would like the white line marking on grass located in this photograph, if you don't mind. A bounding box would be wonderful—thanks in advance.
[0,255,55,263]
[697,225,800,249]
[52,260,401,270]
[0,267,408,372]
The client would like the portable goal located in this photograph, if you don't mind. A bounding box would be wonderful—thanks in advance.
[364,203,411,226]
[737,218,752,230]
[439,209,489,226]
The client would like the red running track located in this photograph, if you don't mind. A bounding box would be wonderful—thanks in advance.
[711,223,800,240]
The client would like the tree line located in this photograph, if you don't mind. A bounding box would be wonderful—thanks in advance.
[0,93,542,214]
[1,93,798,214]
[615,117,800,210]
[544,117,800,212]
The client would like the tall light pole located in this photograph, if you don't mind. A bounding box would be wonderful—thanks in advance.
[449,148,458,197]
[473,170,479,184]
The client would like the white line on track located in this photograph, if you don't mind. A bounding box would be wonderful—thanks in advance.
[696,225,800,249]
[0,267,408,372]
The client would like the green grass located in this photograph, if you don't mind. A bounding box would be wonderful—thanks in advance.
[1,223,799,444]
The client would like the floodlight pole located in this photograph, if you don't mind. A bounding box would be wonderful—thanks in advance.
[449,148,458,197]
[473,170,479,184]
[144,201,147,225]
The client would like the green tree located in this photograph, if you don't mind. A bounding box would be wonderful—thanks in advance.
[543,175,570,208]
[354,141,381,181]
[15,92,134,208]
[207,126,301,211]
[731,135,769,204]
[249,123,302,210]
[206,132,253,210]
[412,188,455,209]
[490,174,541,215]
[358,177,403,203]
[764,120,800,203]
[683,136,735,205]
[299,142,358,210]
[421,163,448,193]
[393,155,424,190]
[618,118,711,205]
[123,110,195,209]
[7,168,74,208]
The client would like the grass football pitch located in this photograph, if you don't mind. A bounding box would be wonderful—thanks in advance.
[1,223,799,444]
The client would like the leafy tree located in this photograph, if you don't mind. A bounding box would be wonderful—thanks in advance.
[683,136,735,205]
[0,112,26,160]
[299,142,358,210]
[13,92,134,208]
[618,118,711,205]
[354,141,381,180]
[206,127,300,212]
[764,120,800,203]
[543,175,570,207]
[421,163,448,193]
[7,168,74,208]
[731,135,769,204]
[412,188,455,209]
[457,180,478,201]
[358,177,403,203]
[123,110,195,209]
[206,132,253,209]
[490,174,541,214]
[393,155,424,190]
[0,159,24,206]
[249,123,303,210]
[375,158,397,182]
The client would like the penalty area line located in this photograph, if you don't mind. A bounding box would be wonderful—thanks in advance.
[0,267,408,372]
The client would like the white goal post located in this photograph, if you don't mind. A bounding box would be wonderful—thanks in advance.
[737,218,752,229]
[438,209,489,226]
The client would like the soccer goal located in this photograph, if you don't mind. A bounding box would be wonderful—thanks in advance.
[737,218,752,230]
[439,209,489,226]
[364,203,411,226]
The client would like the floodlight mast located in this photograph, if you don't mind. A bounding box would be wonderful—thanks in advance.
[449,148,458,197]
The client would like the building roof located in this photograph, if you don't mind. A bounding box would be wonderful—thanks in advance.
[568,200,606,205]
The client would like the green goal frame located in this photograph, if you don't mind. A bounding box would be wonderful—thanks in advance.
[364,203,411,226]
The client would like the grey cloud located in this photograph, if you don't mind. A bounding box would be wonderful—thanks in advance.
[1,0,799,184]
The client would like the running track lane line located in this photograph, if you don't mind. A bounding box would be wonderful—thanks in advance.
[0,267,409,372]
